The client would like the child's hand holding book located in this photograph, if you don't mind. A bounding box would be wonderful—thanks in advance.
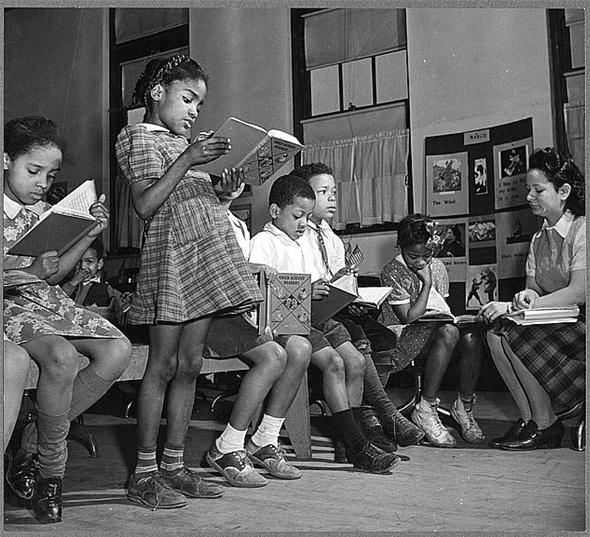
[87,194,109,238]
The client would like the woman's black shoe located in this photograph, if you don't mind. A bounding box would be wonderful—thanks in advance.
[30,476,63,524]
[494,419,564,451]
[6,452,38,500]
[488,418,527,449]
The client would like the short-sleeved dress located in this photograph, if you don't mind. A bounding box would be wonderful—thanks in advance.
[4,199,124,344]
[499,212,586,413]
[115,124,261,325]
[380,256,451,372]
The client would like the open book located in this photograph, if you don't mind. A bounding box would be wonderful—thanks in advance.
[8,180,98,257]
[505,305,580,325]
[331,274,393,309]
[311,284,357,327]
[198,117,304,186]
[413,310,483,325]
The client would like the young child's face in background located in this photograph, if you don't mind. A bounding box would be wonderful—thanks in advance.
[77,248,103,282]
[308,173,337,224]
[401,242,434,272]
[154,78,207,138]
[271,196,315,240]
[4,144,62,205]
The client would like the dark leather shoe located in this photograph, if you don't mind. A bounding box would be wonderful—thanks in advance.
[348,442,399,474]
[495,419,564,451]
[489,418,527,449]
[31,476,63,524]
[359,408,397,452]
[6,452,38,500]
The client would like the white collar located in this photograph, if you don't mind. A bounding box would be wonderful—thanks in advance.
[541,211,575,239]
[263,222,300,244]
[307,219,331,233]
[395,253,407,266]
[137,123,170,133]
[3,194,45,219]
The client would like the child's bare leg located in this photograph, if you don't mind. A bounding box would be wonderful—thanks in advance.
[264,335,312,418]
[68,337,132,421]
[228,341,287,430]
[421,323,459,400]
[310,347,349,412]
[334,341,365,407]
[457,330,484,400]
[3,341,30,449]
[164,317,211,445]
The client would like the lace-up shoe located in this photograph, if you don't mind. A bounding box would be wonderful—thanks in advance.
[411,398,456,447]
[206,444,267,488]
[348,442,399,473]
[127,471,187,510]
[450,396,485,443]
[6,451,38,500]
[246,440,302,479]
[161,465,224,498]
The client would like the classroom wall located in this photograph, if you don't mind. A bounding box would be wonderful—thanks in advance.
[4,9,109,200]
[406,8,554,212]
[188,8,293,234]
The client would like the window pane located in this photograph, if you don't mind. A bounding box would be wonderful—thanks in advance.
[115,8,188,44]
[342,59,373,109]
[304,8,405,69]
[311,65,340,115]
[568,22,585,70]
[121,47,188,108]
[376,51,408,103]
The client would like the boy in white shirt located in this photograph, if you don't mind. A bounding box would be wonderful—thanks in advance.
[249,174,398,473]
[294,162,424,449]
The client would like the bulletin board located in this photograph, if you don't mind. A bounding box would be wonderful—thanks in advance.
[424,118,540,314]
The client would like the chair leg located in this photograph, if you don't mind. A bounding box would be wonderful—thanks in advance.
[67,416,99,458]
[572,418,585,452]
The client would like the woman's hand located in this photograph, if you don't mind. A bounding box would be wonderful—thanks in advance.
[312,279,330,300]
[87,194,109,237]
[186,136,231,165]
[479,301,511,323]
[512,289,539,311]
[214,168,246,199]
[29,250,60,280]
[347,304,366,317]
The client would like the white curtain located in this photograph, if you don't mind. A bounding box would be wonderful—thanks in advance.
[564,103,585,170]
[301,129,409,230]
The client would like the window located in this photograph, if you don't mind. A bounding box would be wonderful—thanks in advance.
[292,8,411,233]
[547,9,585,168]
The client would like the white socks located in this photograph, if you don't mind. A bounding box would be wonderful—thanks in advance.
[251,414,285,448]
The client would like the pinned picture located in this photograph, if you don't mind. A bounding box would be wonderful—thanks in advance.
[426,151,468,217]
[500,146,527,178]
[473,158,488,195]
[435,222,466,258]
[494,138,532,210]
[465,264,498,310]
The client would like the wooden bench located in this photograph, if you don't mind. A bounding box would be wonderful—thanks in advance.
[24,343,312,460]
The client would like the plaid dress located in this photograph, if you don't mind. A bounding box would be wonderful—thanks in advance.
[115,124,261,325]
[4,201,123,344]
[380,256,451,372]
[499,215,586,413]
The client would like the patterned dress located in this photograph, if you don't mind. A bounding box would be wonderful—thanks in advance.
[3,200,123,344]
[115,124,261,325]
[380,256,451,372]
[499,213,586,413]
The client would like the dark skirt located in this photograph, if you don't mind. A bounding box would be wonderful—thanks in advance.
[499,315,586,413]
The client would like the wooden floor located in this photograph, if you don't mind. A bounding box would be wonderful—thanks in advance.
[3,389,586,533]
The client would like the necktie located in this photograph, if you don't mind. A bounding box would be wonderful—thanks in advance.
[313,226,332,278]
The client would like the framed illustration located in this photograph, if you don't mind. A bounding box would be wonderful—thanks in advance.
[425,151,469,217]
[493,138,532,210]
[465,263,498,311]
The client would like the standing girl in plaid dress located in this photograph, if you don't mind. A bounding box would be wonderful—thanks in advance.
[482,148,585,451]
[116,54,286,509]
[4,116,131,524]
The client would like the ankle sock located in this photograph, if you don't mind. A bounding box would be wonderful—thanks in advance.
[215,423,247,456]
[36,409,70,479]
[250,414,284,448]
[68,367,113,422]
[20,420,38,455]
[332,408,367,454]
[135,445,158,475]
[160,443,184,474]
[459,393,474,412]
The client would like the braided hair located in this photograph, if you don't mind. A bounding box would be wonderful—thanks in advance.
[131,53,209,112]
[528,147,585,216]
[396,213,440,250]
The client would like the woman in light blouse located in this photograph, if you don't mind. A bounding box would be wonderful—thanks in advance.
[480,147,585,451]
